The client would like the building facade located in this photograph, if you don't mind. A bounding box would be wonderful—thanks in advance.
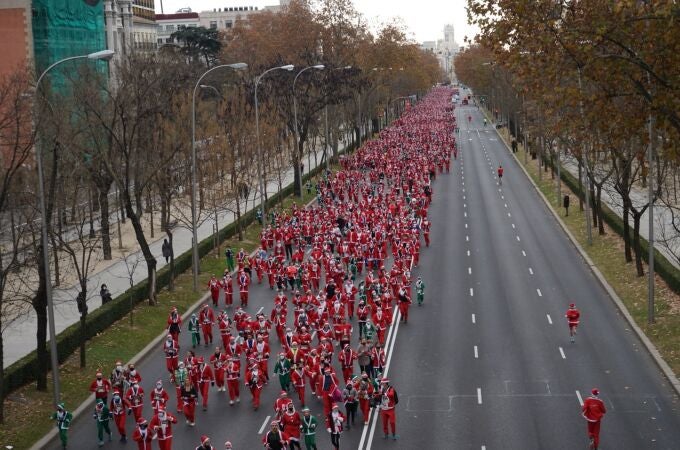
[0,0,34,78]
[420,24,459,81]
[155,11,199,45]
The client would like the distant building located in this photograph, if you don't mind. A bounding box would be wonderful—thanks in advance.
[0,0,33,78]
[421,24,459,80]
[104,0,157,63]
[155,11,199,45]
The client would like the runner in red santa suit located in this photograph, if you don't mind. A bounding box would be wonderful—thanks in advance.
[582,388,606,449]
[149,407,177,450]
[208,275,221,307]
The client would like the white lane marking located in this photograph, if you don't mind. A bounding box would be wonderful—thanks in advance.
[522,250,527,257]
[507,213,511,217]
[463,188,466,192]
[463,195,466,200]
[546,314,553,324]
[516,236,521,242]
[363,261,407,450]
[465,223,468,229]
[464,212,467,218]
[258,415,271,434]
[504,203,508,208]
[501,196,504,200]
[472,314,476,324]
[559,347,566,359]
[477,388,483,404]
[482,446,487,450]
[537,288,543,297]
[468,267,472,275]
[474,346,479,358]
[470,288,474,297]
[576,390,584,406]
[466,236,470,242]
[529,267,534,275]
[467,250,471,256]
[464,203,467,208]
[511,223,515,229]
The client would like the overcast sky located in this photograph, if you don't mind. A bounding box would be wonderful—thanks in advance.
[156,0,479,44]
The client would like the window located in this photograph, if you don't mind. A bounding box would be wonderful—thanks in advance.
[225,20,233,28]
[188,24,197,27]
[210,21,217,29]
[166,24,175,32]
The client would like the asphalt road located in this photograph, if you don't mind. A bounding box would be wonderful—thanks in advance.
[51,101,680,450]
[357,103,680,450]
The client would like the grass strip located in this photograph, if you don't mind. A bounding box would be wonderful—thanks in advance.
[0,178,321,449]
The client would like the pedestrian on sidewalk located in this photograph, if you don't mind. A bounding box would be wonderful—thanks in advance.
[100,284,112,306]
[162,238,173,264]
[582,388,606,449]
[51,403,72,450]
[563,194,570,217]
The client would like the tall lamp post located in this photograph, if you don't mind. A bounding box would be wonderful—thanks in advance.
[292,64,325,196]
[254,64,294,222]
[34,49,115,406]
[190,63,247,291]
[323,66,352,170]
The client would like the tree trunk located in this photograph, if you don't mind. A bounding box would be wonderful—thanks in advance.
[123,191,158,305]
[0,289,5,423]
[51,233,60,287]
[633,212,644,276]
[166,229,175,291]
[578,161,584,211]
[590,180,598,230]
[98,187,112,260]
[623,201,632,263]
[77,288,88,368]
[596,184,606,235]
[34,246,49,391]
[236,195,243,241]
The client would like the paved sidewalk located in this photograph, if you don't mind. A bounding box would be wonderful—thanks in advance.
[560,155,680,271]
[3,136,357,367]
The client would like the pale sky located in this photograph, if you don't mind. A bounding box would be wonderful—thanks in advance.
[155,0,478,45]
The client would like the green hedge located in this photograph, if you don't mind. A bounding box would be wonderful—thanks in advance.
[3,135,367,397]
[558,164,680,296]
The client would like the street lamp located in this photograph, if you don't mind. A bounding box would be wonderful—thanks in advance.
[292,64,325,196]
[323,66,352,171]
[191,62,247,291]
[34,49,115,407]
[254,64,294,222]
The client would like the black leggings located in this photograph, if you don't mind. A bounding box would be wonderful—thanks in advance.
[331,432,340,449]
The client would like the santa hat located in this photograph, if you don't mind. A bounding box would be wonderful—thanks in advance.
[381,378,390,384]
[280,390,288,396]
[570,303,575,308]
[137,417,147,425]
[200,435,210,445]
[591,388,600,396]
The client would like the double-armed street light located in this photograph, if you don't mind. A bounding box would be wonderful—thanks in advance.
[292,65,325,196]
[190,63,248,291]
[34,49,115,406]
[254,64,295,222]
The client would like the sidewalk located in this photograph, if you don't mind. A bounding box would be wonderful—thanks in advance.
[3,138,349,367]
[560,154,680,271]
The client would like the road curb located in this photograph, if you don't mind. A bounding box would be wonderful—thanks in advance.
[492,124,680,398]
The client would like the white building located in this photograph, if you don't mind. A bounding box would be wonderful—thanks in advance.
[105,0,158,72]
[421,24,459,80]
[197,1,289,32]
[155,11,200,45]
